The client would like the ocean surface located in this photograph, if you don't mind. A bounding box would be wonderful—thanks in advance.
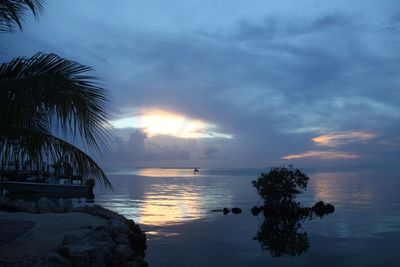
[92,167,400,267]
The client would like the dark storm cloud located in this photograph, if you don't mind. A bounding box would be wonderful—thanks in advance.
[104,130,192,168]
[3,0,400,167]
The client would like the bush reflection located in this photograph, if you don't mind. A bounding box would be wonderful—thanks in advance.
[255,205,310,257]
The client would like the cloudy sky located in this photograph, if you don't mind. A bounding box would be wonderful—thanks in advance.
[3,0,400,169]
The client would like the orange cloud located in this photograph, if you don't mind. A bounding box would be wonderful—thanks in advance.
[312,131,376,147]
[282,150,357,160]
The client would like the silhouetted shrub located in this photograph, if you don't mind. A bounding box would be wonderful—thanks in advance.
[252,165,309,206]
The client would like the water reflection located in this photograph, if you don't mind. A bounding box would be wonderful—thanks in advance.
[111,168,198,178]
[255,214,310,257]
[312,172,377,208]
[140,183,203,226]
[95,172,235,227]
[254,198,335,256]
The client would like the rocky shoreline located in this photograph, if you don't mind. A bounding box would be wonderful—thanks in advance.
[0,196,148,267]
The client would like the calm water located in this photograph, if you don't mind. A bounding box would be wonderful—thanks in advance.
[93,168,400,267]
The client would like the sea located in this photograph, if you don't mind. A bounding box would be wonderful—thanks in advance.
[91,167,400,267]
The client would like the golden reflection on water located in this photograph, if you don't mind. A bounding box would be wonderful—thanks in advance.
[135,168,197,177]
[138,183,204,226]
[312,172,376,207]
[98,168,233,226]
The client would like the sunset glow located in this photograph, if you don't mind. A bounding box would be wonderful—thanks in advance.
[312,131,376,147]
[282,150,357,160]
[140,110,205,138]
[283,131,376,160]
[111,109,233,139]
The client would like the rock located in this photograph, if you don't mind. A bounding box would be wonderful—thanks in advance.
[1,202,148,267]
[0,196,14,211]
[56,199,73,213]
[37,197,57,213]
[109,218,130,233]
[312,201,335,216]
[85,226,115,244]
[56,246,70,259]
[222,208,230,215]
[0,252,70,267]
[129,231,147,257]
[325,203,335,213]
[61,239,114,267]
[250,206,261,216]
[114,233,130,244]
[42,252,71,267]
[231,207,242,214]
[312,201,324,216]
[12,199,37,213]
[314,201,325,209]
[123,258,149,267]
[73,205,126,221]
[38,252,70,267]
[123,262,142,267]
[62,234,80,245]
[115,244,135,260]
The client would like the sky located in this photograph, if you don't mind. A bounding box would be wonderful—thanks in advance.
[2,0,400,169]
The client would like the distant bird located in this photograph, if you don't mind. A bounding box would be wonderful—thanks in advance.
[194,168,199,175]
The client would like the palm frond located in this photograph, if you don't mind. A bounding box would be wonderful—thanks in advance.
[0,52,113,154]
[0,0,45,32]
[0,127,112,188]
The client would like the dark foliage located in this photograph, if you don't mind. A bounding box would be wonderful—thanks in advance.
[252,165,309,206]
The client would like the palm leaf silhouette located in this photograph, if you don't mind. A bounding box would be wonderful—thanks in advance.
[0,0,44,32]
[0,53,113,188]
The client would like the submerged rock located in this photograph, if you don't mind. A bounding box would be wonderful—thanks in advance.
[325,203,335,214]
[312,201,335,216]
[231,207,242,214]
[212,207,242,215]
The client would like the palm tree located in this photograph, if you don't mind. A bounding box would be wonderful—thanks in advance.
[0,0,44,32]
[0,0,112,187]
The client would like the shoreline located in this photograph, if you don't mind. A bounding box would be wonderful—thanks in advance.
[0,196,148,267]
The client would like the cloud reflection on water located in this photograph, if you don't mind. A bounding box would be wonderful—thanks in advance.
[311,172,377,209]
